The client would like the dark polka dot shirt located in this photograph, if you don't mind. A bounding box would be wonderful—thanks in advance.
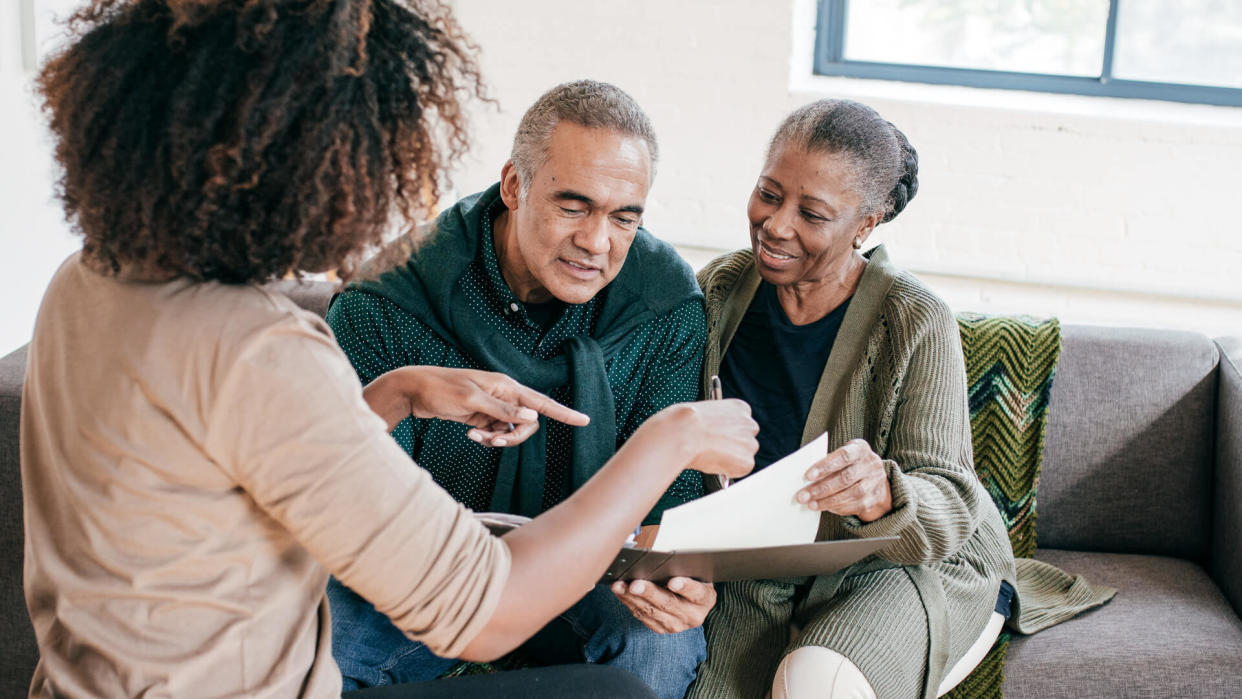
[327,200,706,524]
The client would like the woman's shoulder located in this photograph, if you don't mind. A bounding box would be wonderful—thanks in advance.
[867,252,957,342]
[696,249,754,296]
[887,270,952,318]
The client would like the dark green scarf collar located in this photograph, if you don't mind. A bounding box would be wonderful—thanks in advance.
[347,183,701,515]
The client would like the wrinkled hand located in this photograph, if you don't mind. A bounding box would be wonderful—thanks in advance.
[796,438,892,522]
[363,366,589,447]
[647,399,758,480]
[611,577,716,634]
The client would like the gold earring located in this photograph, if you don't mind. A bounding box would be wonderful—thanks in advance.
[852,236,863,249]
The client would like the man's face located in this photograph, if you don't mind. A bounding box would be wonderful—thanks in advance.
[497,121,653,305]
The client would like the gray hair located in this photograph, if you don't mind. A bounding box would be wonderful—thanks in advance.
[768,99,919,223]
[510,79,658,198]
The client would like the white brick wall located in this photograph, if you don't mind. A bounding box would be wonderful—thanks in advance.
[450,0,1242,340]
[2,0,1240,355]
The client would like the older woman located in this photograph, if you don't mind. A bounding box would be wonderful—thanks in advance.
[20,1,757,697]
[685,100,1111,699]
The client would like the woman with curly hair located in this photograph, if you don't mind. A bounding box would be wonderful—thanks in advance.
[20,1,756,696]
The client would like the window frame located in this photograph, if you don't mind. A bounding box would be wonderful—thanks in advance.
[813,0,1242,108]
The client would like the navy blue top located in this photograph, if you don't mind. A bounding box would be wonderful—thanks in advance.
[719,281,850,472]
[997,579,1015,618]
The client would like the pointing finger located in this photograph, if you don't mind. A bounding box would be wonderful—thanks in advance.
[511,384,590,426]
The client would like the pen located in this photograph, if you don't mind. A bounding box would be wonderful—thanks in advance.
[710,375,730,490]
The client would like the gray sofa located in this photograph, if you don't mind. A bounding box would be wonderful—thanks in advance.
[1,280,1240,697]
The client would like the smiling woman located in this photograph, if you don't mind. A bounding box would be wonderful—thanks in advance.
[689,99,1111,699]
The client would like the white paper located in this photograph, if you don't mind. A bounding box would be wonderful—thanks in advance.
[650,433,828,552]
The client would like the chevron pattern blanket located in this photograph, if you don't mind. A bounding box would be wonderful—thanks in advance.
[944,313,1061,699]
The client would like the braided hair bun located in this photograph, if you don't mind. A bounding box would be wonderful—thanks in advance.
[883,124,919,223]
[768,99,920,226]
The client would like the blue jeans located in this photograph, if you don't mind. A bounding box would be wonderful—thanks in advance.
[327,577,706,699]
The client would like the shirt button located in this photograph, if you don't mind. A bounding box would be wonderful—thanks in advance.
[509,302,520,313]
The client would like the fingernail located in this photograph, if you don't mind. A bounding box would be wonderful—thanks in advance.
[494,438,507,447]
[632,582,645,594]
[806,469,820,480]
[613,582,626,594]
[517,408,537,422]
[467,432,482,443]
[669,578,683,591]
[796,491,809,503]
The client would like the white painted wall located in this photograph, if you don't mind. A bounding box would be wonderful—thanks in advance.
[1,0,82,356]
[2,0,1240,356]
[448,0,1242,340]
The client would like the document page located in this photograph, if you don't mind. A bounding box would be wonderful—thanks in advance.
[651,433,828,552]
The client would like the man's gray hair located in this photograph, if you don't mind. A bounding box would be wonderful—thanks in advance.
[510,79,658,198]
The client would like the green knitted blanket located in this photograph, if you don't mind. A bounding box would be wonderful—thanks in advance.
[943,313,1061,699]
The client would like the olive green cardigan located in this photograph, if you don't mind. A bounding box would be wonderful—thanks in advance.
[689,246,1115,699]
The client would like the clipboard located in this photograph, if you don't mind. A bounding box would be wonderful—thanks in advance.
[597,536,900,584]
[475,513,898,584]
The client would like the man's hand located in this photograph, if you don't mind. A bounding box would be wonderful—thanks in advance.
[796,438,892,522]
[362,366,589,445]
[610,577,716,634]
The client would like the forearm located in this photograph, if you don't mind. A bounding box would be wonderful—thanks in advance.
[844,459,982,565]
[459,417,688,660]
[361,367,413,432]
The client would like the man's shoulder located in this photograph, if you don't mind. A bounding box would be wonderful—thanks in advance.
[646,294,707,333]
[325,286,436,342]
[611,228,701,315]
[624,227,696,278]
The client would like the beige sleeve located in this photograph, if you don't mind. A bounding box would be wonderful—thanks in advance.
[202,312,510,658]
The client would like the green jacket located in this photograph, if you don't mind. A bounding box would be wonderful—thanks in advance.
[690,246,1113,699]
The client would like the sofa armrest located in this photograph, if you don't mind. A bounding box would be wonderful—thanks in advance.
[1214,337,1242,618]
[1,344,27,459]
[0,343,39,690]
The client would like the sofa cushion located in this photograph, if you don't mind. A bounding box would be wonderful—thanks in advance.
[1038,327,1217,559]
[1004,549,1242,697]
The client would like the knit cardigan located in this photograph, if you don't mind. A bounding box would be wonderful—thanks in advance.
[688,246,1114,699]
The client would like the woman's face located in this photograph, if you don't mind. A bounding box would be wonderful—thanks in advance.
[747,145,877,288]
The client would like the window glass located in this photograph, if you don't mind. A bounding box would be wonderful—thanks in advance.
[1113,0,1242,88]
[843,0,1110,77]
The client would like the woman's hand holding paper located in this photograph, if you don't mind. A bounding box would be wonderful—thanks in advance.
[797,438,893,522]
[362,366,589,446]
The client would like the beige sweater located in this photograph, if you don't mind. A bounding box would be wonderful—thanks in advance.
[689,247,1113,699]
[21,254,510,698]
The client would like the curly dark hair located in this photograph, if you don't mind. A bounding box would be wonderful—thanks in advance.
[37,0,484,284]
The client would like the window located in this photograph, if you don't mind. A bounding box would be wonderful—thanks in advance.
[814,0,1242,107]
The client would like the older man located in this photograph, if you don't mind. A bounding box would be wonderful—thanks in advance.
[325,80,712,697]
